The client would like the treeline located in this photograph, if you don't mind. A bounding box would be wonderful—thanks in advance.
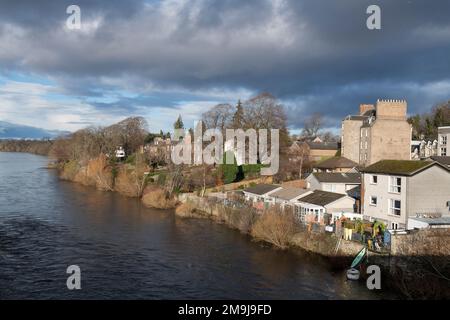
[0,139,53,155]
[408,101,450,140]
[50,117,147,162]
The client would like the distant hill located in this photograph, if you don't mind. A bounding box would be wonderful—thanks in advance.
[0,121,70,140]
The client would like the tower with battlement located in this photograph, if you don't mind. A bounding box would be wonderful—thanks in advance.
[341,99,412,166]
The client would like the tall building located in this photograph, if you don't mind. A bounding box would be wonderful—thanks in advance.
[341,99,412,167]
[438,126,450,156]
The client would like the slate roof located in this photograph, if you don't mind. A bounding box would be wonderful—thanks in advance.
[243,184,280,195]
[430,156,450,167]
[312,172,361,184]
[297,190,347,206]
[315,156,358,169]
[305,141,339,151]
[361,160,448,176]
[269,187,310,201]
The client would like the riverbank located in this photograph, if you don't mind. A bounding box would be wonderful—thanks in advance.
[2,151,447,298]
[174,194,450,299]
[4,151,383,299]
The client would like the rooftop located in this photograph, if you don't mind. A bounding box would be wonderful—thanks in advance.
[315,156,358,170]
[269,187,310,201]
[243,184,280,195]
[410,217,450,226]
[361,160,448,176]
[297,190,347,207]
[304,141,339,151]
[430,156,450,167]
[312,172,361,184]
[344,115,368,121]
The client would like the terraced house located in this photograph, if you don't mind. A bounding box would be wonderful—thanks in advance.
[361,160,450,230]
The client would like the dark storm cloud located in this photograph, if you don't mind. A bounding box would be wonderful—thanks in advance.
[1,0,450,129]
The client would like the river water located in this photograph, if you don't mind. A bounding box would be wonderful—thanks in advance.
[0,152,386,299]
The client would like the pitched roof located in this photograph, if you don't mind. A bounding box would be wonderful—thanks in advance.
[305,141,339,150]
[312,172,361,184]
[430,156,450,167]
[361,160,448,176]
[269,187,310,201]
[243,184,280,195]
[315,156,358,169]
[297,190,347,206]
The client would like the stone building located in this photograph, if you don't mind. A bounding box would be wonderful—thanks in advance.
[438,126,450,156]
[341,99,412,167]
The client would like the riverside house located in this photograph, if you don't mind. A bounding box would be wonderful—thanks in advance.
[294,190,356,224]
[267,187,312,208]
[313,156,359,173]
[242,184,282,209]
[306,172,361,194]
[361,160,450,230]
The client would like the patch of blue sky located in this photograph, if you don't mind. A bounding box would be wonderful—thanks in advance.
[0,71,53,86]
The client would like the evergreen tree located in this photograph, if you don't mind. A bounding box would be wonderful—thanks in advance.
[232,100,244,129]
[174,115,184,130]
[221,151,238,184]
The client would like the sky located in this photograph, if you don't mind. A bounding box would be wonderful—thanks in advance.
[1,0,450,133]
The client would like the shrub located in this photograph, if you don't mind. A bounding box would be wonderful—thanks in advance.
[217,206,257,234]
[251,207,298,249]
[86,154,114,191]
[114,167,140,197]
[60,160,80,180]
[175,202,198,218]
[142,188,177,209]
[220,151,238,184]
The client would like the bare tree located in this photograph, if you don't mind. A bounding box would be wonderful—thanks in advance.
[302,113,323,139]
[202,103,234,131]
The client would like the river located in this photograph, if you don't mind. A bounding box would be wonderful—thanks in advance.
[0,152,386,299]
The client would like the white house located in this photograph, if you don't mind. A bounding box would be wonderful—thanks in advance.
[115,146,126,159]
[242,184,282,204]
[294,190,356,224]
[361,160,450,230]
[306,172,361,194]
[438,126,450,156]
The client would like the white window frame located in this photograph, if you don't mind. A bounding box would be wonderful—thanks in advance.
[389,199,401,216]
[370,175,378,184]
[370,196,377,206]
[441,135,447,145]
[391,222,399,230]
[389,176,401,194]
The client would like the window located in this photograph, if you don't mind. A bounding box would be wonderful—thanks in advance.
[364,153,368,161]
[370,196,377,206]
[364,141,368,149]
[389,199,401,216]
[391,222,399,230]
[441,135,447,145]
[371,175,378,184]
[441,147,447,156]
[389,176,401,193]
